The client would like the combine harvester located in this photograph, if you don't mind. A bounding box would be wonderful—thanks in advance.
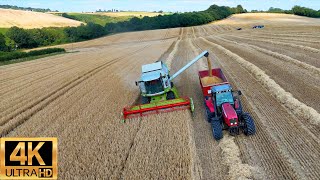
[198,59,256,140]
[122,51,210,120]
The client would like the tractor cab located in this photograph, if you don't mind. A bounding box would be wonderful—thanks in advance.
[212,84,234,108]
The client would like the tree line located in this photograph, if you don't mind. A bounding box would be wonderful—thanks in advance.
[0,23,107,50]
[0,4,245,51]
[254,6,320,18]
[106,5,245,32]
[0,5,56,12]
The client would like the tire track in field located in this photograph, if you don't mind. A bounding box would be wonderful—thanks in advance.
[214,36,320,76]
[0,44,133,92]
[221,34,320,68]
[242,32,320,40]
[0,56,103,94]
[170,27,228,179]
[247,34,320,43]
[0,58,109,114]
[0,46,133,114]
[202,37,320,125]
[172,39,226,180]
[236,34,320,49]
[0,44,151,136]
[0,54,69,79]
[225,34,320,53]
[205,36,320,113]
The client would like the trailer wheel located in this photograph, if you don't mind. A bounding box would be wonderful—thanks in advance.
[211,119,223,140]
[141,96,150,104]
[241,113,256,135]
[166,91,175,100]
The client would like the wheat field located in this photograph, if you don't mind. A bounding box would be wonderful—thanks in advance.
[1,13,320,179]
[0,8,82,28]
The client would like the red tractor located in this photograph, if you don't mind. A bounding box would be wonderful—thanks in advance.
[198,65,256,140]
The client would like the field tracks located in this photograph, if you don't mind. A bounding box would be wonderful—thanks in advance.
[200,37,320,126]
[225,34,320,53]
[0,45,151,136]
[215,36,320,76]
[243,34,320,44]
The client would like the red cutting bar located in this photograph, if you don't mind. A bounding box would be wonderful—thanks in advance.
[123,98,191,119]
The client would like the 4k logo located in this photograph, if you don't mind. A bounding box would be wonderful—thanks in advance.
[0,138,57,179]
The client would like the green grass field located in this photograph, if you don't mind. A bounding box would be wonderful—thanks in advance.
[65,13,132,26]
[0,28,8,35]
[0,52,65,66]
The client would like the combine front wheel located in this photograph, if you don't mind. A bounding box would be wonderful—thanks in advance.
[141,96,150,104]
[166,91,175,100]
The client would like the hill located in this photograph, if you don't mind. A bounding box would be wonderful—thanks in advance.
[213,13,320,26]
[0,8,82,29]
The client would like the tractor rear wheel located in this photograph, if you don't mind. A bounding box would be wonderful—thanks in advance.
[166,91,175,100]
[211,119,223,140]
[141,96,150,104]
[241,113,256,135]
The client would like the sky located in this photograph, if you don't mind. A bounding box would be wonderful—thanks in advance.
[0,0,319,12]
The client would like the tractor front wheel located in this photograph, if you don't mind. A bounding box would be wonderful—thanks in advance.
[241,113,256,135]
[211,119,223,140]
[166,91,175,100]
[205,106,213,123]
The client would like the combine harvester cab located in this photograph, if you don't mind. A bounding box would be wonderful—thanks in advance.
[199,60,256,140]
[122,51,210,120]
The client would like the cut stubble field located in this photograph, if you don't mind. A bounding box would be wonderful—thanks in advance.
[1,13,320,179]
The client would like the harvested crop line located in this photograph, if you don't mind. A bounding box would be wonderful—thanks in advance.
[165,40,180,70]
[201,37,320,125]
[179,28,184,40]
[200,26,210,36]
[241,34,320,44]
[192,27,196,39]
[185,112,202,180]
[219,134,254,180]
[224,34,320,53]
[215,36,320,76]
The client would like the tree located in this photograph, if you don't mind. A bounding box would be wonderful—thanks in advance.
[292,6,320,18]
[235,5,245,13]
[6,26,37,48]
[0,33,7,51]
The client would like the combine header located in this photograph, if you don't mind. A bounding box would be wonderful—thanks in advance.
[122,51,209,120]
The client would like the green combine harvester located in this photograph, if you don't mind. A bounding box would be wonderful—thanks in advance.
[122,51,209,119]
